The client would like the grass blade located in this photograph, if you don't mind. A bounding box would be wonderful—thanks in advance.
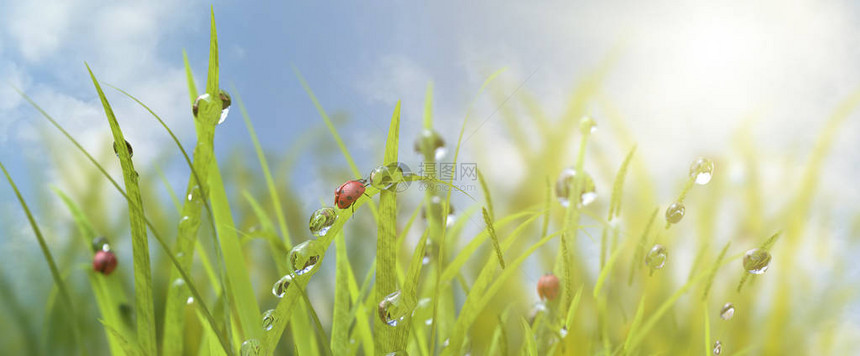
[377,102,403,353]
[482,207,505,269]
[86,64,156,355]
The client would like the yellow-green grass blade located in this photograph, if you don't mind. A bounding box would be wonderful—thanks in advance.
[737,231,781,293]
[482,207,505,269]
[593,241,625,298]
[703,303,711,356]
[608,145,636,220]
[628,208,658,286]
[486,313,508,356]
[477,169,494,221]
[86,64,156,355]
[15,84,231,354]
[331,230,353,355]
[622,295,647,352]
[424,81,434,129]
[100,319,140,356]
[520,318,538,356]
[208,161,264,345]
[701,242,731,300]
[53,187,129,355]
[243,192,289,274]
[377,102,404,353]
[235,89,293,249]
[564,285,584,330]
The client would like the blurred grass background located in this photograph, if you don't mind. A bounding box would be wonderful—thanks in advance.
[1,5,860,356]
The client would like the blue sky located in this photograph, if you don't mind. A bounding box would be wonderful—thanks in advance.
[2,0,860,338]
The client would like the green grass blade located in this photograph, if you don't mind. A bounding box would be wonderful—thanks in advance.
[424,81,434,129]
[628,208,658,286]
[377,102,403,353]
[86,64,156,355]
[608,145,636,220]
[622,295,647,352]
[482,208,505,269]
[0,162,84,355]
[235,89,293,249]
[331,231,352,355]
[701,242,731,300]
[703,303,711,356]
[520,318,538,356]
[564,285,584,329]
[477,169,494,221]
[209,161,264,344]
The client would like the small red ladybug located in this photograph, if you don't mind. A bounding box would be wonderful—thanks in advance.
[335,179,369,211]
[93,250,118,275]
[537,273,560,300]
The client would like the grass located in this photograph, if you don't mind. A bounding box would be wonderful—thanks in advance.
[1,8,858,356]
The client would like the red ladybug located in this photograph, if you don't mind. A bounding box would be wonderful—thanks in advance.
[93,250,118,275]
[335,179,368,211]
[537,273,560,300]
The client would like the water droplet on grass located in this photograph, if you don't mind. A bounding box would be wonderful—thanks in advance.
[289,240,322,275]
[92,236,110,252]
[262,309,275,331]
[308,207,337,237]
[385,351,409,356]
[272,274,293,298]
[422,196,456,227]
[560,326,569,338]
[112,139,133,158]
[743,248,772,274]
[186,297,194,305]
[192,93,209,117]
[720,303,735,320]
[690,157,715,185]
[378,290,409,326]
[240,339,261,356]
[414,129,446,160]
[713,340,722,355]
[645,244,667,271]
[186,186,203,205]
[218,90,231,124]
[368,162,410,191]
[580,115,597,134]
[555,168,597,207]
[665,202,685,224]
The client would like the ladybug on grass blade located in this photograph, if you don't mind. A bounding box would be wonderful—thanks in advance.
[93,250,118,275]
[335,179,370,212]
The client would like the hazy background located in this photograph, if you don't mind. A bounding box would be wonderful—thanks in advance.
[1,0,858,342]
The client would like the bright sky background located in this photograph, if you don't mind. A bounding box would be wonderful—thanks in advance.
[1,0,859,335]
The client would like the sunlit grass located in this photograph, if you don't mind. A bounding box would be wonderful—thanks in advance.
[0,8,858,356]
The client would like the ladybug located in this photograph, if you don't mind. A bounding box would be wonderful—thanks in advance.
[537,273,560,300]
[335,179,369,211]
[93,250,118,275]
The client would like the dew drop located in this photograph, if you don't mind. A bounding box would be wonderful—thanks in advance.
[308,207,338,237]
[271,274,293,298]
[368,162,409,191]
[112,139,133,158]
[720,303,735,320]
[743,248,772,274]
[413,129,446,160]
[560,326,569,338]
[378,290,409,326]
[555,168,597,207]
[422,254,431,265]
[580,115,597,135]
[385,351,409,356]
[186,297,194,305]
[422,196,456,227]
[645,244,667,271]
[192,93,209,117]
[217,90,232,125]
[712,340,722,355]
[537,273,560,300]
[690,157,715,185]
[289,240,322,275]
[240,339,261,356]
[92,236,110,252]
[665,202,685,224]
[262,309,276,331]
[186,186,203,205]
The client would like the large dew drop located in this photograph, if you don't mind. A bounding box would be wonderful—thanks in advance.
[580,115,597,135]
[555,168,597,207]
[240,339,261,356]
[690,157,715,185]
[743,248,772,274]
[112,139,133,158]
[217,90,232,125]
[308,207,337,237]
[414,129,447,161]
[368,162,409,191]
[262,309,276,331]
[665,202,685,224]
[271,274,293,298]
[645,244,668,271]
[289,240,322,275]
[713,340,722,355]
[378,290,409,327]
[720,303,735,320]
[92,236,111,252]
